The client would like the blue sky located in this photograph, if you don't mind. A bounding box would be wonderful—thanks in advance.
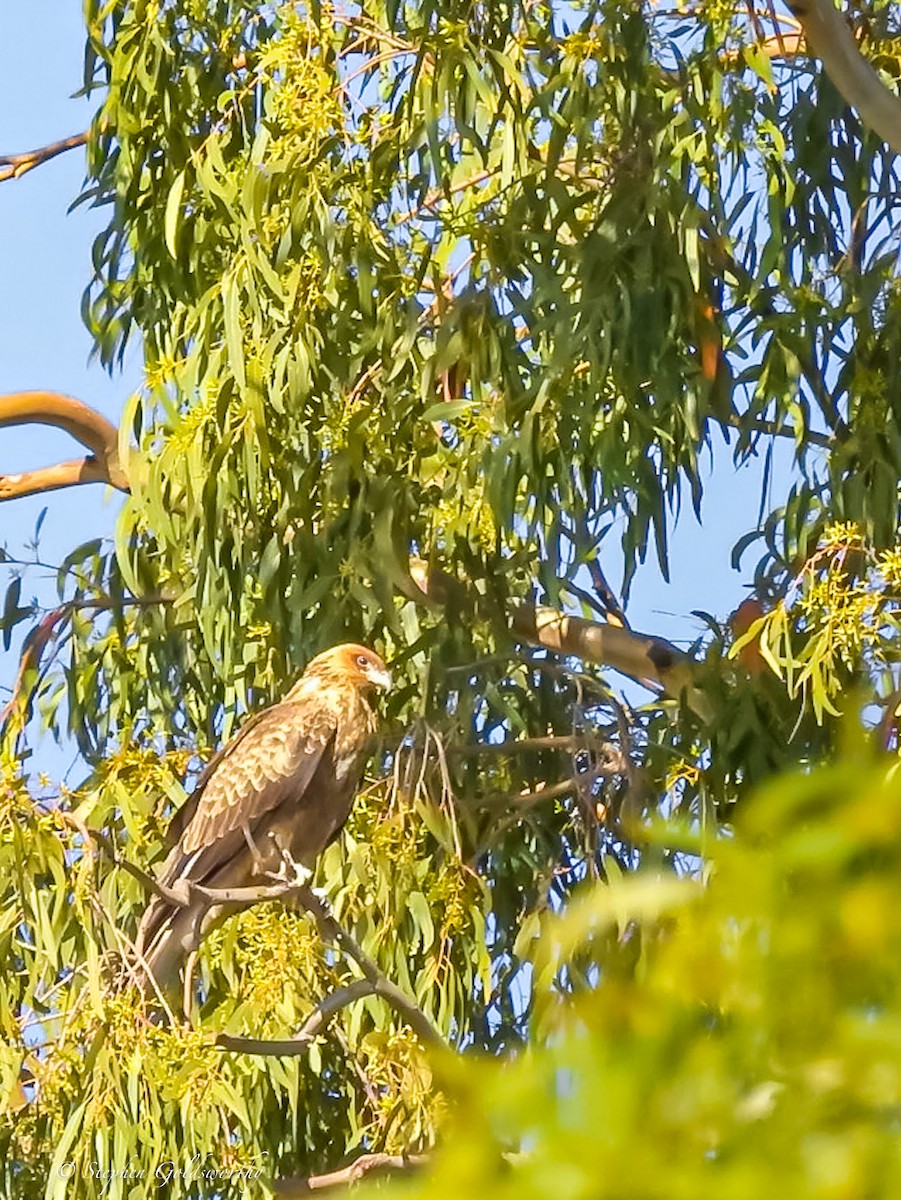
[0,7,793,776]
[0,5,141,568]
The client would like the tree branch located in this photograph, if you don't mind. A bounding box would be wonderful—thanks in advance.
[276,1153,429,1196]
[216,980,377,1055]
[451,734,580,756]
[406,560,713,719]
[0,132,88,183]
[787,0,901,154]
[292,886,444,1050]
[511,604,712,718]
[0,457,116,502]
[117,862,445,1050]
[0,391,129,499]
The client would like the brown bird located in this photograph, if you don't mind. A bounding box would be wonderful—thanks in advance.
[135,643,390,990]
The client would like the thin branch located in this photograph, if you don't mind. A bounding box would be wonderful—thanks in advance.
[216,980,376,1055]
[487,776,579,810]
[787,0,901,154]
[0,131,88,183]
[397,168,497,224]
[450,734,578,755]
[113,854,443,1049]
[0,391,129,498]
[68,820,195,909]
[727,412,833,449]
[292,886,444,1049]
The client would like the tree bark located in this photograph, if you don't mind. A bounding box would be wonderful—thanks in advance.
[787,0,901,153]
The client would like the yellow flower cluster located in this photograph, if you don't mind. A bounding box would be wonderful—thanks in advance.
[259,11,341,163]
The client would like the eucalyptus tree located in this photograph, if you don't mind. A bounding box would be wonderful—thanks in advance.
[1,1,901,1194]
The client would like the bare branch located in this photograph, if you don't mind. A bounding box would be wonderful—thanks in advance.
[511,605,709,711]
[276,1153,429,1196]
[123,866,444,1049]
[0,457,118,502]
[787,0,901,154]
[0,131,88,183]
[292,886,444,1050]
[216,980,376,1055]
[70,821,195,909]
[0,391,129,499]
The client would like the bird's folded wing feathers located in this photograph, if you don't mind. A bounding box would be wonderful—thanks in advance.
[161,702,337,862]
[164,706,273,848]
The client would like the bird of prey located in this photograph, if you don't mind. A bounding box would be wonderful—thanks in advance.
[135,643,391,990]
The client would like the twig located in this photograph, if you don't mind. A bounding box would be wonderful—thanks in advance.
[397,168,497,224]
[727,411,832,449]
[450,734,579,755]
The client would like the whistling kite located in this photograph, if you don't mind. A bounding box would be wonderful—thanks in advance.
[136,643,390,988]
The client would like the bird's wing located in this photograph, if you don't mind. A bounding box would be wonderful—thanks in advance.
[164,705,273,848]
[160,700,336,868]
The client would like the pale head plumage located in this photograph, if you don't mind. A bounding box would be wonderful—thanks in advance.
[289,643,391,697]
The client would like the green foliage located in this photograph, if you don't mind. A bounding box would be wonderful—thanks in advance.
[3,0,901,1193]
[394,748,901,1200]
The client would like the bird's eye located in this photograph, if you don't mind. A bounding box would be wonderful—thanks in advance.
[356,655,369,667]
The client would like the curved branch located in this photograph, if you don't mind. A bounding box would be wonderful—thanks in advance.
[0,131,88,183]
[216,980,377,1056]
[0,391,129,498]
[293,886,444,1050]
[787,0,901,153]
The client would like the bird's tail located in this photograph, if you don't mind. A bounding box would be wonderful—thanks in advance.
[129,897,188,995]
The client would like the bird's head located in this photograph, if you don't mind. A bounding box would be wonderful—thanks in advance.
[302,643,392,693]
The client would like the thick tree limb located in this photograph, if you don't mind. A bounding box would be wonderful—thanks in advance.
[0,132,88,183]
[787,0,901,153]
[276,1153,429,1196]
[512,604,713,719]
[0,391,129,499]
[0,457,115,502]
[407,560,713,718]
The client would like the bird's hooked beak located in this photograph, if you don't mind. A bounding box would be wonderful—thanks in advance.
[366,664,392,692]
